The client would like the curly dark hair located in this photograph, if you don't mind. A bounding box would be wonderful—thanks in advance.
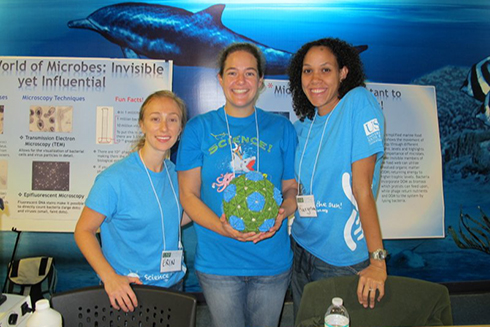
[287,38,366,121]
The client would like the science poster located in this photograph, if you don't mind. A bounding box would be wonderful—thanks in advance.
[0,57,172,231]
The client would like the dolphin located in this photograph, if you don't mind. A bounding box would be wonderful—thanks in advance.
[68,3,367,75]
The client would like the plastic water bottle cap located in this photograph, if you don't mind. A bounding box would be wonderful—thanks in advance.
[36,299,51,310]
[332,297,343,306]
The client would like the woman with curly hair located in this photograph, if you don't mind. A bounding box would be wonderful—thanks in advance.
[288,38,387,316]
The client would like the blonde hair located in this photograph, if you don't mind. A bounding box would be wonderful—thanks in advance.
[133,90,187,156]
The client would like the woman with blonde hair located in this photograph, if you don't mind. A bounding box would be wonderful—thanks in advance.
[75,90,189,312]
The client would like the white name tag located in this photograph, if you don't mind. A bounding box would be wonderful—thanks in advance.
[296,195,317,218]
[160,250,183,273]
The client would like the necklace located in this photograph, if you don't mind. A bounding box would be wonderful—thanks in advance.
[223,106,260,173]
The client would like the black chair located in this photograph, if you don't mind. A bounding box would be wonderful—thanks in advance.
[296,275,453,327]
[51,284,197,327]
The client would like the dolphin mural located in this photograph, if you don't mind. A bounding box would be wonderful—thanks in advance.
[68,2,367,75]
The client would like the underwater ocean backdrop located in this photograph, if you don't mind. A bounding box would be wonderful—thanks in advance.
[0,0,489,292]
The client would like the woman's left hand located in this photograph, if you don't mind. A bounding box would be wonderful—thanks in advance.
[357,264,387,309]
[249,178,297,243]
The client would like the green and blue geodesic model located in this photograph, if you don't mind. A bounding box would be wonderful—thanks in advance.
[222,171,283,233]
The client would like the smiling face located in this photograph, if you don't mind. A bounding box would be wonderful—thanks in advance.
[218,50,264,117]
[301,46,348,116]
[139,96,183,156]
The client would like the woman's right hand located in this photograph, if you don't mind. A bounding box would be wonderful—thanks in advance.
[219,214,260,242]
[75,207,143,312]
[103,274,143,312]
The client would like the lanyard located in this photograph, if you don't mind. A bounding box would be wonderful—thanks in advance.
[139,151,182,251]
[297,106,337,195]
[223,107,260,173]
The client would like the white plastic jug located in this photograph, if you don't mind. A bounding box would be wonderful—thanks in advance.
[26,299,62,327]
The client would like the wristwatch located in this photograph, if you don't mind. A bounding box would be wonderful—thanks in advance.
[370,249,388,260]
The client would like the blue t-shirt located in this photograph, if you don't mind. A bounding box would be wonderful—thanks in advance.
[86,151,186,287]
[292,87,385,266]
[176,107,296,276]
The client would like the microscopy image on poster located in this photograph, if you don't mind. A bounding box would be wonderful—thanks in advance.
[0,160,7,189]
[29,106,73,133]
[56,106,73,132]
[30,106,55,132]
[32,161,70,191]
[96,106,114,144]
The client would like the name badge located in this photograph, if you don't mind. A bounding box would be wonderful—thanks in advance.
[160,250,183,273]
[296,195,317,218]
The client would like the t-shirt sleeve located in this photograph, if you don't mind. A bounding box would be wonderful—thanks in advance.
[85,173,118,221]
[282,119,298,181]
[176,117,204,171]
[351,88,385,163]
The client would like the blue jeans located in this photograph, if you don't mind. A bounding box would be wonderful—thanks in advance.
[291,237,369,319]
[196,268,292,327]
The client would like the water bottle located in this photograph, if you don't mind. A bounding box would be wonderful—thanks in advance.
[26,299,62,327]
[324,297,349,327]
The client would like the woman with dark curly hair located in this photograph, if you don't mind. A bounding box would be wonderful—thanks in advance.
[288,38,387,316]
